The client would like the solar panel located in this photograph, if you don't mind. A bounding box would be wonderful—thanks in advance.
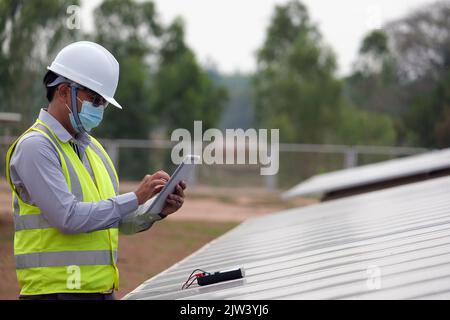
[123,175,450,300]
[282,148,450,199]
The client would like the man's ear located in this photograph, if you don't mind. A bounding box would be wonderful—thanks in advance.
[57,83,69,99]
[56,84,72,107]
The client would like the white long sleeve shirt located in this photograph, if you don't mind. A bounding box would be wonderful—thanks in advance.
[9,108,162,235]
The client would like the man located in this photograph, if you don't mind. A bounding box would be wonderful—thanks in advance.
[5,41,186,300]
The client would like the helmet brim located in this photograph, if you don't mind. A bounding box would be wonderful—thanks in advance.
[104,96,123,109]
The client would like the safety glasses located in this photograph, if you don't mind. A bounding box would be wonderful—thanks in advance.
[70,83,109,108]
[82,88,108,108]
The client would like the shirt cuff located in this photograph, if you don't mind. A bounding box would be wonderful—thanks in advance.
[116,192,139,217]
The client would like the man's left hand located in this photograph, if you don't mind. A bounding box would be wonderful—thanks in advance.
[161,181,187,217]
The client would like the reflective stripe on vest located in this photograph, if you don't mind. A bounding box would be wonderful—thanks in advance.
[16,250,118,269]
[88,140,119,193]
[13,212,51,231]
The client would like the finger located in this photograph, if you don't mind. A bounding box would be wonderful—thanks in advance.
[167,194,176,201]
[175,184,185,198]
[165,198,177,206]
[153,175,169,184]
[180,181,187,189]
[168,194,178,200]
[152,170,170,181]
[149,180,167,194]
[169,194,184,204]
[149,179,167,188]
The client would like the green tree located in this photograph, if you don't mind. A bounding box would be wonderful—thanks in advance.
[337,105,396,145]
[91,1,227,178]
[345,30,399,115]
[395,1,450,147]
[90,0,164,180]
[92,0,162,139]
[151,18,227,134]
[254,0,397,146]
[93,1,226,137]
[346,1,450,147]
[253,0,342,143]
[0,0,79,131]
[405,70,450,148]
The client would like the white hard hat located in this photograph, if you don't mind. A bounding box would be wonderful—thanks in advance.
[47,41,122,109]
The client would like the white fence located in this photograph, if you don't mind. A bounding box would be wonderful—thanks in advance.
[1,135,428,190]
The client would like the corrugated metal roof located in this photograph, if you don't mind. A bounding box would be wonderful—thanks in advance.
[123,175,450,300]
[282,148,450,199]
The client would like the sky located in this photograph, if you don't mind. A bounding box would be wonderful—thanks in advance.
[81,0,439,76]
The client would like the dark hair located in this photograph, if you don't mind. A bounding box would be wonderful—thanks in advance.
[43,70,59,102]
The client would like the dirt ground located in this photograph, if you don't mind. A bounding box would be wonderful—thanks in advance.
[0,179,316,299]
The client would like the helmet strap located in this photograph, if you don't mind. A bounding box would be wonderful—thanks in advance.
[70,85,85,133]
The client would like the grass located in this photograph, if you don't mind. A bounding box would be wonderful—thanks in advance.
[0,216,238,300]
[0,216,16,299]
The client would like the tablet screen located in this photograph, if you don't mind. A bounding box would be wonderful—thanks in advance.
[147,155,199,214]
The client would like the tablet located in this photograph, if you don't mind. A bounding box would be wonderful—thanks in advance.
[146,154,200,214]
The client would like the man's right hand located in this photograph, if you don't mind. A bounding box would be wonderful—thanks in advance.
[134,170,170,205]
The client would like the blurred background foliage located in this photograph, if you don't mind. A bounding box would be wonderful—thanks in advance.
[1,0,449,179]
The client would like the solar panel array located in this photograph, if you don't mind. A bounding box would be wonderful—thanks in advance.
[123,175,450,300]
[282,148,450,199]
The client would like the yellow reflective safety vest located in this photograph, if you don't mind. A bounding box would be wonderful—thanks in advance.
[5,119,120,295]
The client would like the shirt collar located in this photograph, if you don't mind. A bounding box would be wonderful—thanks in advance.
[38,108,91,147]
